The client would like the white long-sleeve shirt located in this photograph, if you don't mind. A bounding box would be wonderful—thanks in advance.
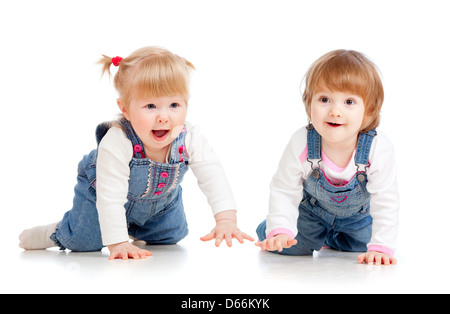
[266,126,400,256]
[95,122,237,246]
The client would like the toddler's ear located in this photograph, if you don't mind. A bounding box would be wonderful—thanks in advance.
[117,99,129,120]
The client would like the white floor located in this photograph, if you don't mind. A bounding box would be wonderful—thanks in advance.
[5,162,448,294]
[3,232,449,294]
[4,154,449,294]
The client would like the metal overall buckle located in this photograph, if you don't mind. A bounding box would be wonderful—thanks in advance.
[307,158,322,179]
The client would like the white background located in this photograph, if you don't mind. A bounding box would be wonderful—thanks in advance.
[1,0,449,293]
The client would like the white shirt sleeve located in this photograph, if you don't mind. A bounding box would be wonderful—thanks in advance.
[266,128,308,238]
[185,123,237,215]
[366,132,400,255]
[96,126,133,246]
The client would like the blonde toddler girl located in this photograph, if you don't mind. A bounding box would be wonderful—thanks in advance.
[20,46,254,259]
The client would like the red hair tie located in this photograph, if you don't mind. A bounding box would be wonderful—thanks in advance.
[112,56,123,67]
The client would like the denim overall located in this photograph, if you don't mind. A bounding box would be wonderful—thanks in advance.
[257,125,377,255]
[51,118,190,251]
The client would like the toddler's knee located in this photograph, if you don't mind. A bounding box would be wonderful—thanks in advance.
[68,243,103,252]
[145,230,188,245]
[56,236,103,252]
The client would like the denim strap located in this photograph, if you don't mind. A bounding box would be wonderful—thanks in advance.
[354,129,377,165]
[168,127,188,164]
[307,125,322,160]
[118,118,147,158]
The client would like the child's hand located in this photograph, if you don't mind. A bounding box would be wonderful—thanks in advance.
[200,210,254,247]
[255,234,297,252]
[357,251,397,265]
[107,241,153,260]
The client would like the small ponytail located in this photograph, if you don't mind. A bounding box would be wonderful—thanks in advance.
[97,54,115,78]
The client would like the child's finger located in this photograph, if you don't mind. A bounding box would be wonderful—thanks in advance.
[121,252,129,260]
[366,252,375,265]
[243,233,255,242]
[255,241,266,250]
[288,239,297,247]
[131,252,141,260]
[277,241,284,252]
[200,232,215,242]
[260,241,267,250]
[143,250,153,257]
[382,256,391,265]
[225,234,233,247]
[138,252,147,259]
[239,232,254,242]
[357,253,366,264]
[109,252,119,260]
[215,237,223,247]
[233,233,244,244]
[375,255,382,265]
[214,232,225,247]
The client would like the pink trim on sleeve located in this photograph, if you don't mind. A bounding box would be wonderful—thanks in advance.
[368,244,394,256]
[267,228,296,239]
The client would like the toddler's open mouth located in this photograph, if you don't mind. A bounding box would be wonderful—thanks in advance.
[152,129,170,141]
[327,122,343,128]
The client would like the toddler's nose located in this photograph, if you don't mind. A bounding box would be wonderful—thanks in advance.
[158,117,169,123]
[329,106,343,118]
[329,112,342,118]
[157,111,169,123]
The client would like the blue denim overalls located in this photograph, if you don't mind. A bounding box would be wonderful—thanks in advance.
[50,118,190,251]
[257,125,377,255]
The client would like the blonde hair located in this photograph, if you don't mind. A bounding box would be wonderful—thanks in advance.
[98,46,195,108]
[301,49,384,133]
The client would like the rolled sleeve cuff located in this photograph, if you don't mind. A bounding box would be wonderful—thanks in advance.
[267,228,296,239]
[367,244,394,256]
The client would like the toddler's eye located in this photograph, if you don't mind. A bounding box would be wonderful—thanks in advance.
[320,97,330,103]
[146,104,156,109]
[345,99,355,105]
[170,103,179,108]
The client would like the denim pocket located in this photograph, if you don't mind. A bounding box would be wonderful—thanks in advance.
[151,188,181,218]
[125,200,156,227]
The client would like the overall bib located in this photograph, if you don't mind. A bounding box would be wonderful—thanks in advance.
[51,119,190,251]
[257,126,377,255]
